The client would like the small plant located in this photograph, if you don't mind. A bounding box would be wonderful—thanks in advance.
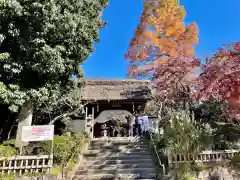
[179,173,195,180]
[0,173,15,179]
[175,164,195,180]
[0,144,16,157]
[49,167,61,176]
[230,154,240,170]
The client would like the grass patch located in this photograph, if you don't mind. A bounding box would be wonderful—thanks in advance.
[49,167,61,176]
[0,145,17,157]
[0,172,43,179]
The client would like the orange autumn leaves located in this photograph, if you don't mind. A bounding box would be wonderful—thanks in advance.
[125,0,200,95]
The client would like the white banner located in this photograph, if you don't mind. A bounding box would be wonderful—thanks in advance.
[21,125,54,142]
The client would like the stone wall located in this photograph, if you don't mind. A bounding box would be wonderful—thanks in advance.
[194,166,240,180]
[164,166,240,180]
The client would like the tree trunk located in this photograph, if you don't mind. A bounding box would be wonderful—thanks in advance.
[15,102,33,148]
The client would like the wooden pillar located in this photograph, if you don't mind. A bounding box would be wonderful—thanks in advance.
[132,102,135,115]
[91,106,94,138]
[85,106,88,133]
[97,103,99,112]
[137,104,141,115]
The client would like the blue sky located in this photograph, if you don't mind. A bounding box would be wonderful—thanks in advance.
[82,0,240,78]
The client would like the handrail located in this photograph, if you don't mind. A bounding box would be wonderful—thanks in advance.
[148,131,166,176]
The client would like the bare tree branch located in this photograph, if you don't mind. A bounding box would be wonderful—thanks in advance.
[46,82,88,125]
[48,102,88,125]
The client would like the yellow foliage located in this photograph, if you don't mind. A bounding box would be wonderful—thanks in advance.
[178,6,186,19]
[165,27,174,37]
[125,0,199,77]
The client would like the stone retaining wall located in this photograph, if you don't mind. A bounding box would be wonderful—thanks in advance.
[195,166,240,180]
[164,166,240,180]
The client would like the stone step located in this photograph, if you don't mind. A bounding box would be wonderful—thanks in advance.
[85,154,153,161]
[91,137,141,142]
[90,139,145,144]
[89,144,149,150]
[78,162,155,170]
[72,173,157,180]
[73,137,156,180]
[85,146,151,154]
[84,151,152,157]
[75,167,156,175]
[88,144,149,150]
[90,142,140,147]
[82,159,154,165]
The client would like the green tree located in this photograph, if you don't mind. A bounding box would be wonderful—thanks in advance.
[0,0,108,146]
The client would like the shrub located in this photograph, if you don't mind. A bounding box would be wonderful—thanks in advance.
[163,110,213,155]
[231,154,240,170]
[0,133,89,166]
[0,133,89,179]
[35,133,89,165]
[36,135,75,164]
[2,139,15,147]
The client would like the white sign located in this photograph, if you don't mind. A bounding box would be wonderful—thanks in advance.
[21,125,54,142]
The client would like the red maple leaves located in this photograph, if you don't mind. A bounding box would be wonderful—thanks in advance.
[197,43,240,118]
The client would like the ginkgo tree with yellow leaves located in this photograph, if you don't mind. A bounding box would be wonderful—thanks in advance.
[125,0,200,99]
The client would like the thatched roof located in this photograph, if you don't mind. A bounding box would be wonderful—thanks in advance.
[80,78,151,101]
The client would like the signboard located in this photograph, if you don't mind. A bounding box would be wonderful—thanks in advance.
[21,125,54,142]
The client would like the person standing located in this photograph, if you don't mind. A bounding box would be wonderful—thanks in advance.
[133,116,138,136]
[126,115,134,137]
[137,116,142,136]
[139,116,145,136]
[143,115,149,135]
[138,116,144,136]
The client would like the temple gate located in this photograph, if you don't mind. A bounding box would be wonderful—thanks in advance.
[80,78,151,138]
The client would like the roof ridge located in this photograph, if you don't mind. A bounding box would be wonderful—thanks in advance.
[80,78,151,101]
[80,78,150,82]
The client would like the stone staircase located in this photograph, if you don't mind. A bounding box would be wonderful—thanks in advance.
[72,137,157,180]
